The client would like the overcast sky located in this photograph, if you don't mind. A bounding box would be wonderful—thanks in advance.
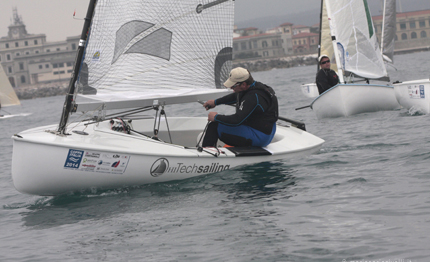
[0,0,428,42]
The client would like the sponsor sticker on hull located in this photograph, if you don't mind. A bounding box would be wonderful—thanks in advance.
[408,85,425,99]
[64,149,130,174]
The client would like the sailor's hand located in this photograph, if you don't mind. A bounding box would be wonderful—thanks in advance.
[203,100,216,110]
[208,112,217,122]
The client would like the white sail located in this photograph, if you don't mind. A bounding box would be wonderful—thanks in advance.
[77,0,234,106]
[0,65,20,107]
[325,0,388,80]
[381,0,396,62]
[320,1,337,72]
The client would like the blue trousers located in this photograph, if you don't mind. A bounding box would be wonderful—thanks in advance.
[202,122,276,147]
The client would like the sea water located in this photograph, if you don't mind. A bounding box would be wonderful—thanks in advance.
[1,51,430,261]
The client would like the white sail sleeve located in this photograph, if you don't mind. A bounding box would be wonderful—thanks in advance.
[77,0,234,103]
[320,1,337,72]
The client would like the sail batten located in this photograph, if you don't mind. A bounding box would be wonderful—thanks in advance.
[77,0,234,106]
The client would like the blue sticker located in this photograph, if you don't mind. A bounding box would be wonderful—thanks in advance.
[64,149,84,169]
[337,42,345,70]
[420,85,425,98]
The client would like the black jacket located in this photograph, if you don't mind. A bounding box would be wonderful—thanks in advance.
[316,69,339,94]
[214,81,278,135]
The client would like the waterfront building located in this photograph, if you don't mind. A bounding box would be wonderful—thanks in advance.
[232,22,296,61]
[373,9,430,54]
[292,32,319,54]
[0,9,78,88]
[3,8,429,87]
[233,27,260,37]
[233,33,291,60]
[292,25,311,35]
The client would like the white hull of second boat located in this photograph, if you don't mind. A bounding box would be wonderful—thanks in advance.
[393,79,430,114]
[301,83,319,98]
[311,84,400,118]
[12,117,324,196]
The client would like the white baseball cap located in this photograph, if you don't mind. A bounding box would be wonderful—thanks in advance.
[318,54,330,62]
[223,67,250,88]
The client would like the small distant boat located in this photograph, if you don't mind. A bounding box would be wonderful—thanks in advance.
[299,0,400,118]
[300,83,319,99]
[393,79,430,114]
[0,64,20,118]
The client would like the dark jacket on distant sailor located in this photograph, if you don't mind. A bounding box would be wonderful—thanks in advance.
[316,69,339,94]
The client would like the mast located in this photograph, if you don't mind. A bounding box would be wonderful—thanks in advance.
[380,0,387,57]
[57,0,97,134]
[324,0,345,83]
[317,0,324,74]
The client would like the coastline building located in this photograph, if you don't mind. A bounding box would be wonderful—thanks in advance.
[292,32,319,55]
[233,9,430,61]
[2,8,429,87]
[233,27,260,37]
[232,22,320,60]
[373,9,430,54]
[232,23,295,61]
[0,8,78,88]
[292,25,311,35]
[233,33,289,60]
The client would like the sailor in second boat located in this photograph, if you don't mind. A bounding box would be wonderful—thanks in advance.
[202,67,279,147]
[316,54,339,94]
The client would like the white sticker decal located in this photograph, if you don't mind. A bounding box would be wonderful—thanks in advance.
[64,149,130,174]
[408,85,425,99]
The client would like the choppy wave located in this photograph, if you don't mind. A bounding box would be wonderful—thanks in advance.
[1,52,430,261]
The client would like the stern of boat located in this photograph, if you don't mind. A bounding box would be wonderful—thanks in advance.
[301,83,319,99]
[312,84,401,118]
[393,79,430,114]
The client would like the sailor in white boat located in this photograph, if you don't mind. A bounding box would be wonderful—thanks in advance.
[315,55,339,94]
[202,67,279,147]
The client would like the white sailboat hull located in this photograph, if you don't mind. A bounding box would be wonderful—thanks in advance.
[311,84,400,118]
[301,83,319,98]
[393,79,430,114]
[12,117,324,196]
[0,113,32,119]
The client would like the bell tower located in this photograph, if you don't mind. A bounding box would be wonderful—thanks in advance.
[8,7,28,39]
